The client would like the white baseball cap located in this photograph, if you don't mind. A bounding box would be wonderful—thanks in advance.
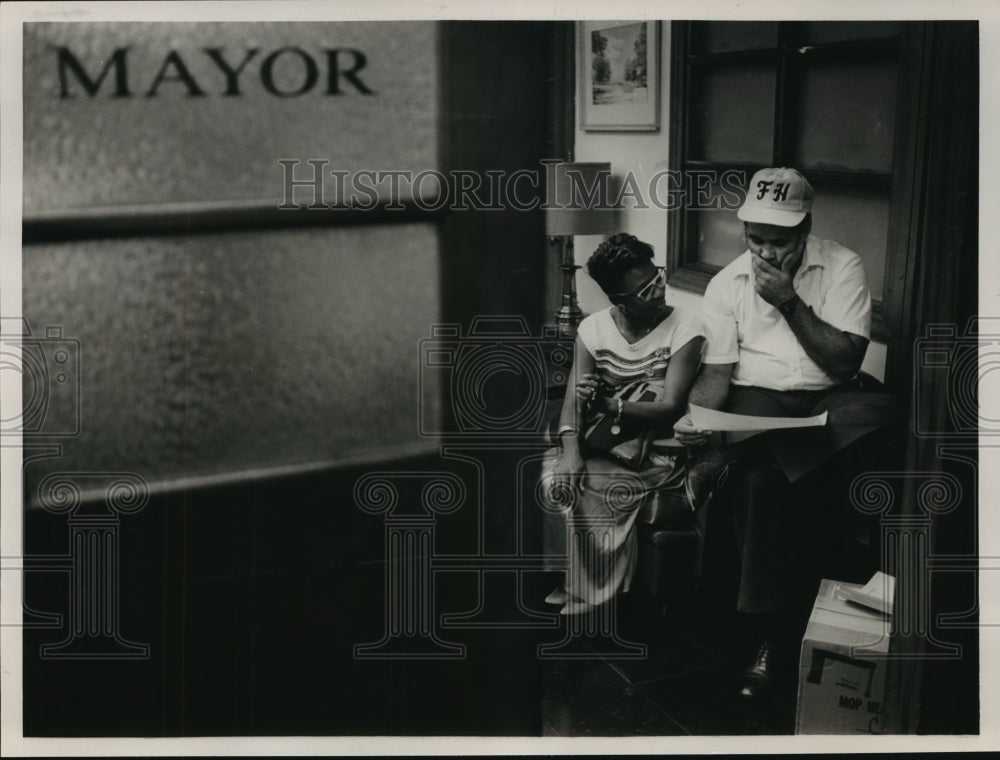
[737,167,814,227]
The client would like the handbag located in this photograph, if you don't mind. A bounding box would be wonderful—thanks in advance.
[582,380,659,469]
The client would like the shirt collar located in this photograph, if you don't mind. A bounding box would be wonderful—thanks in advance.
[733,234,825,278]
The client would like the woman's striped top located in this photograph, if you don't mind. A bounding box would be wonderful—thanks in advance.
[578,306,706,389]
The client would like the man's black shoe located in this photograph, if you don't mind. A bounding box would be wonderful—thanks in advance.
[739,640,775,700]
[684,446,730,511]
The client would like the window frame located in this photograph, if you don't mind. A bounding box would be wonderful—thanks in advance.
[667,21,911,341]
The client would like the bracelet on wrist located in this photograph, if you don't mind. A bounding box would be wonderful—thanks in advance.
[557,424,578,441]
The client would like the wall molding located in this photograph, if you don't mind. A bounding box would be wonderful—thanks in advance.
[23,198,446,243]
[25,440,442,509]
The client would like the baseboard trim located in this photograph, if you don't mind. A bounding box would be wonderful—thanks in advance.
[26,439,442,509]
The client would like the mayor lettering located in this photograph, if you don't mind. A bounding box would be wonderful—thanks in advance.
[56,47,374,98]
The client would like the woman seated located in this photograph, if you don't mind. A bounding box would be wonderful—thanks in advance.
[541,233,705,615]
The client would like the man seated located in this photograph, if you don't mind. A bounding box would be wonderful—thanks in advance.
[674,167,901,699]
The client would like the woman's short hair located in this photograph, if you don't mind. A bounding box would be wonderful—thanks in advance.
[586,233,655,294]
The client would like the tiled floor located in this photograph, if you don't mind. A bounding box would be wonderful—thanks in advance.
[535,589,798,736]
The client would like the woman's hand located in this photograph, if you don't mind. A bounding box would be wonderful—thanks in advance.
[575,373,612,413]
[673,412,719,448]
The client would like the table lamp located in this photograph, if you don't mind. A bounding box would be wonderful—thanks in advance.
[545,161,616,337]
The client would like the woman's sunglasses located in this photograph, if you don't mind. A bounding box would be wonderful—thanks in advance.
[610,267,666,302]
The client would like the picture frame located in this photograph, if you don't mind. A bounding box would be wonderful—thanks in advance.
[578,20,660,131]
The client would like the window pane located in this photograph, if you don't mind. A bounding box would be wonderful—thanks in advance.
[794,59,897,173]
[802,21,902,45]
[694,208,746,269]
[23,223,441,490]
[690,63,775,163]
[691,21,779,53]
[691,184,889,298]
[810,185,889,298]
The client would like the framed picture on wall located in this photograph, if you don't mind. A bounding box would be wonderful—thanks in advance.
[578,20,660,131]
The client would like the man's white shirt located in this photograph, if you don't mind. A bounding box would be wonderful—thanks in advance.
[701,235,871,391]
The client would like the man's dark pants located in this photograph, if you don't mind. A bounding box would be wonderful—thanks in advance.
[714,381,903,616]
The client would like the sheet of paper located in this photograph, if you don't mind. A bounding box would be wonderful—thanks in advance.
[839,571,896,616]
[689,404,828,432]
[650,437,686,448]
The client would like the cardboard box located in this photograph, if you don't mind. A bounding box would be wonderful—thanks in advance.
[795,578,894,734]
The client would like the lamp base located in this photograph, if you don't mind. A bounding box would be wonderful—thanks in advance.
[555,304,583,339]
[551,234,584,339]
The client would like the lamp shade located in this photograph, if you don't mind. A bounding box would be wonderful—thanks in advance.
[545,161,616,236]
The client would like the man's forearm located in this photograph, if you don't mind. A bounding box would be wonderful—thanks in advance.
[781,296,864,381]
[688,364,732,411]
